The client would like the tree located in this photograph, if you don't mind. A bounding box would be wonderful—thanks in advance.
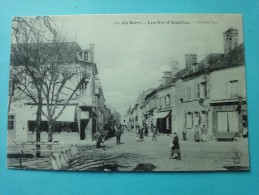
[40,48,89,142]
[10,16,88,155]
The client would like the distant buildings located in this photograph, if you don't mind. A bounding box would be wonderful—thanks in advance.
[125,28,247,140]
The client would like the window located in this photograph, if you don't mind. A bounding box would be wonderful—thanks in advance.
[184,113,187,127]
[165,94,171,106]
[230,80,238,97]
[194,112,199,126]
[217,112,238,132]
[159,98,162,108]
[28,121,79,133]
[201,111,208,126]
[8,115,15,130]
[186,112,193,128]
[200,82,207,98]
[81,81,87,90]
[77,52,84,61]
[186,87,191,100]
[84,51,89,61]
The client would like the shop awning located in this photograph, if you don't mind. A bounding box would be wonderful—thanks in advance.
[26,105,77,122]
[153,111,170,119]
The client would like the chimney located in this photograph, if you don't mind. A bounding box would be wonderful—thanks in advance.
[223,28,238,54]
[89,44,94,63]
[171,61,179,77]
[185,54,197,70]
[162,71,172,85]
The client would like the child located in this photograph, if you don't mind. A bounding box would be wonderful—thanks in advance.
[170,132,181,160]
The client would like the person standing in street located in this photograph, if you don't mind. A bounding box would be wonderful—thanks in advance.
[115,125,122,145]
[94,129,102,148]
[182,125,187,141]
[139,125,144,141]
[170,132,181,160]
[144,123,149,136]
[242,124,248,138]
[201,125,208,142]
[151,121,157,141]
[194,125,200,142]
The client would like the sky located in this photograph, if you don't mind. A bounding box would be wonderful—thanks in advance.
[54,14,244,115]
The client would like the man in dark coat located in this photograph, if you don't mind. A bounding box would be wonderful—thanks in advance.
[171,132,181,160]
[94,129,102,148]
[139,126,144,141]
[115,125,122,145]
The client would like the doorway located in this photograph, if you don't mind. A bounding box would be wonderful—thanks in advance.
[80,119,89,140]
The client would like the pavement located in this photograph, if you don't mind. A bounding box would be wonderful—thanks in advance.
[7,130,250,171]
[68,130,250,171]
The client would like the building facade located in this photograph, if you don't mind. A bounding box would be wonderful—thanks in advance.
[8,42,111,143]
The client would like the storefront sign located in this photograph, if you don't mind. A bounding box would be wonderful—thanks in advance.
[213,105,238,111]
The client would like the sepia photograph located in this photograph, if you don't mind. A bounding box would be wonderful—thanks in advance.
[7,14,249,171]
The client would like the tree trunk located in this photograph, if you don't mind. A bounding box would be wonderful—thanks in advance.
[47,120,54,152]
[48,120,54,142]
[36,95,43,157]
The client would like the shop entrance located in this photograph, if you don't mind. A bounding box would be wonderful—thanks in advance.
[217,111,238,132]
[80,119,89,140]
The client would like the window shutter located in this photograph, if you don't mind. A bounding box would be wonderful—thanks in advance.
[198,112,201,125]
[204,82,208,98]
[191,113,194,127]
[225,81,229,98]
[184,113,187,127]
[198,83,200,98]
[206,112,209,127]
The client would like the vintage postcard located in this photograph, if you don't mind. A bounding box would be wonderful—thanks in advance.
[7,14,249,171]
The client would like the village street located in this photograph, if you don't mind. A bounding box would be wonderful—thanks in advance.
[8,131,249,171]
[8,130,249,171]
[67,130,249,171]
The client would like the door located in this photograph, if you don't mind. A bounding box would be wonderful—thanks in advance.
[80,119,89,140]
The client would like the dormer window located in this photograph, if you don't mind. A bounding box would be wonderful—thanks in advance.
[84,51,89,61]
[77,52,84,61]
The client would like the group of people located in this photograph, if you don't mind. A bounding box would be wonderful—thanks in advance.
[94,125,125,148]
[94,122,182,160]
[182,124,208,142]
[135,121,159,142]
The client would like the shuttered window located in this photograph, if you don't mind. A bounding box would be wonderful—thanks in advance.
[8,115,15,130]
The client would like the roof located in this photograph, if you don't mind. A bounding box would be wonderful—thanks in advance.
[182,43,245,79]
[171,68,189,83]
[144,68,188,100]
[145,88,157,100]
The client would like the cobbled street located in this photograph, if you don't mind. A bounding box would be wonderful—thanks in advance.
[8,130,249,171]
[68,131,249,171]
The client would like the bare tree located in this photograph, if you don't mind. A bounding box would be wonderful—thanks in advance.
[10,16,88,156]
[40,52,89,142]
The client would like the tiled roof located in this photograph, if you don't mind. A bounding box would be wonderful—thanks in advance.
[182,43,244,79]
[171,68,188,83]
[144,68,189,100]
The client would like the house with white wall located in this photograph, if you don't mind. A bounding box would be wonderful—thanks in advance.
[8,42,104,144]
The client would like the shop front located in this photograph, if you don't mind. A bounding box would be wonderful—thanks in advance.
[153,111,171,134]
[211,100,246,139]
